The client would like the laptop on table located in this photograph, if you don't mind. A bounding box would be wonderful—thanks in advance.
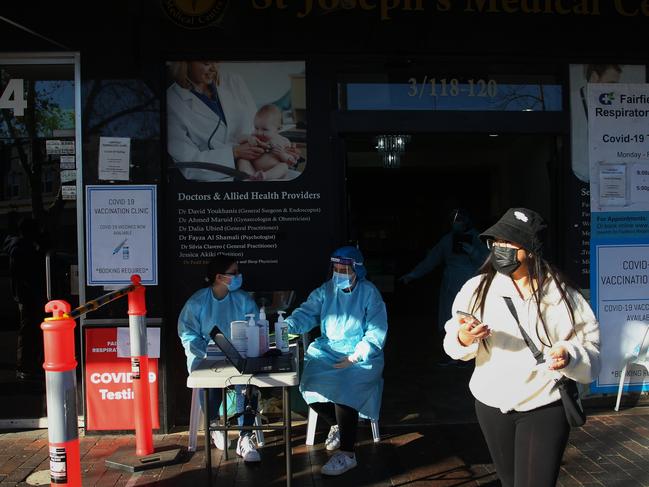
[209,326,294,374]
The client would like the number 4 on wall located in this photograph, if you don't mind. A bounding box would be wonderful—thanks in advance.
[0,79,27,116]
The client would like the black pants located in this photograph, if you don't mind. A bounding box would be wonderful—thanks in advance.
[310,402,359,453]
[199,385,258,437]
[475,399,570,487]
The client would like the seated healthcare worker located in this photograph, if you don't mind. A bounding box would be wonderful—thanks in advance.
[284,246,388,476]
[178,255,261,462]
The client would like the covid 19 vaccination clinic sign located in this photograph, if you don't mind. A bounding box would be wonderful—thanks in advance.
[588,83,649,393]
[86,185,158,285]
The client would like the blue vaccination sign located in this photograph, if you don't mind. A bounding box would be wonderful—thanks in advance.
[590,240,649,393]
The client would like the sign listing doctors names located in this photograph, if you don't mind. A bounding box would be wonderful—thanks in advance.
[175,189,321,266]
[86,185,158,285]
[588,83,649,393]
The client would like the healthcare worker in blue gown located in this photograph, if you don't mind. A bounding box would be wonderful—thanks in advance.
[178,255,261,462]
[285,246,388,476]
[399,209,488,365]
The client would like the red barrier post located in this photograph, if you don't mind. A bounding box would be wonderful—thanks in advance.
[104,276,181,472]
[42,300,81,487]
[127,274,154,456]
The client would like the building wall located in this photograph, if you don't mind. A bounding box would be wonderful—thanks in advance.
[2,0,648,428]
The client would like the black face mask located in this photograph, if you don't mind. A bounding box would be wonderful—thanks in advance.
[491,246,520,275]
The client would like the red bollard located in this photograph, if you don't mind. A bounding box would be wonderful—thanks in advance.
[104,275,180,472]
[127,274,154,456]
[41,300,81,487]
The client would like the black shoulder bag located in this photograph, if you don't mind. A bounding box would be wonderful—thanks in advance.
[503,297,586,427]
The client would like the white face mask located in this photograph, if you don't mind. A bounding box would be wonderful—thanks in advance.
[333,271,353,290]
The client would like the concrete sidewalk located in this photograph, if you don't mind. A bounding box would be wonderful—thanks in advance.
[2,408,649,487]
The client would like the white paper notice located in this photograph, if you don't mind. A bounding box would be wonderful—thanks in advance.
[60,140,75,155]
[62,185,76,200]
[98,137,130,181]
[85,185,158,285]
[116,327,161,358]
[598,164,627,206]
[46,140,61,155]
[60,155,75,169]
[60,170,76,183]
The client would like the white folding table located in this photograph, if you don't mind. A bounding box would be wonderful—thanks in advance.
[187,344,299,487]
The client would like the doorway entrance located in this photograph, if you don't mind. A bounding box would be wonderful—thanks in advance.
[345,133,562,424]
[0,55,81,426]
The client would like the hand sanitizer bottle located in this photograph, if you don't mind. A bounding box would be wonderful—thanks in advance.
[230,320,248,358]
[246,313,260,358]
[275,311,289,353]
[257,307,269,355]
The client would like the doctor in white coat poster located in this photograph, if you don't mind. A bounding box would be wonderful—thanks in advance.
[166,61,265,181]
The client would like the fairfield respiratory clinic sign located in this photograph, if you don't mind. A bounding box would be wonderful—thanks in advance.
[588,83,649,394]
[85,328,160,431]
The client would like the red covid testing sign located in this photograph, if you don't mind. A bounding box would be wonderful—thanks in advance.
[85,328,160,430]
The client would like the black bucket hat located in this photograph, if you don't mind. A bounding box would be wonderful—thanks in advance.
[479,208,547,254]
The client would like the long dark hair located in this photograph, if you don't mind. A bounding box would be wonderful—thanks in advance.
[470,251,578,347]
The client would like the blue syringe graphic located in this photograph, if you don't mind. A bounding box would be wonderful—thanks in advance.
[112,238,128,255]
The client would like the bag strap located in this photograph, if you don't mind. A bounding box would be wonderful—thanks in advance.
[503,296,544,365]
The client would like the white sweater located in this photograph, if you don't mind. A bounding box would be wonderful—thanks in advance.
[443,273,600,413]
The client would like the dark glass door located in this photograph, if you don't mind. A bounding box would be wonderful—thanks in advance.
[0,58,79,425]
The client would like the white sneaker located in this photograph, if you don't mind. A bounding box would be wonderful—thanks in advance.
[325,424,340,451]
[236,435,261,462]
[210,430,230,451]
[321,452,357,476]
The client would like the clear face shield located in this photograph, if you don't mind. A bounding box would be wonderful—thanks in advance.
[330,256,357,290]
[450,209,469,233]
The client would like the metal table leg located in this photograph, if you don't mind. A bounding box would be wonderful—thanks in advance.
[223,387,228,461]
[283,386,292,487]
[204,388,212,487]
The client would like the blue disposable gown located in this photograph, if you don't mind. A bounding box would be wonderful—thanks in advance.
[285,279,388,420]
[406,229,488,329]
[178,287,258,372]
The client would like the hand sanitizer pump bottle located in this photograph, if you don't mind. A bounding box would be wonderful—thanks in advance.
[275,311,289,353]
[246,313,260,358]
[257,307,269,355]
[230,320,248,357]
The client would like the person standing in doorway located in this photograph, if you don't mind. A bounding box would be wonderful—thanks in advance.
[443,208,600,487]
[399,209,488,366]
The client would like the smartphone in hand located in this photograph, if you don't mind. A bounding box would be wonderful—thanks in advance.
[456,310,480,323]
[456,310,490,341]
